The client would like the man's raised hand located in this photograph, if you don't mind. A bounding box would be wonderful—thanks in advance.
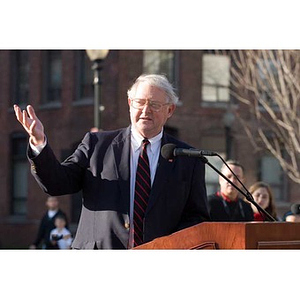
[14,105,45,146]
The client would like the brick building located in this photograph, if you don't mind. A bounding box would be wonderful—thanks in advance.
[0,50,297,248]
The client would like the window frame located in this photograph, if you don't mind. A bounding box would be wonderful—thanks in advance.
[41,50,62,108]
[73,50,94,106]
[10,133,29,216]
[143,50,178,86]
[201,53,231,107]
[10,50,30,107]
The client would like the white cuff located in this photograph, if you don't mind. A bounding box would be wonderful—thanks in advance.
[29,137,47,156]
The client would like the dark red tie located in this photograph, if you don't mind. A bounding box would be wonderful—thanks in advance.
[133,139,151,246]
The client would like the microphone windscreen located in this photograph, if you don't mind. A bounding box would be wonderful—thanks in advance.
[291,203,300,215]
[161,143,176,160]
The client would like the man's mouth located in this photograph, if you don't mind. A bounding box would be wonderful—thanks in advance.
[139,116,151,121]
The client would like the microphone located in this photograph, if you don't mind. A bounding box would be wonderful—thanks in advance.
[161,143,217,160]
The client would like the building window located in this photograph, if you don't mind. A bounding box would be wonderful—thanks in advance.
[74,50,93,102]
[11,134,28,215]
[259,155,283,202]
[42,50,62,104]
[202,54,230,103]
[257,58,279,108]
[11,50,30,106]
[143,50,175,83]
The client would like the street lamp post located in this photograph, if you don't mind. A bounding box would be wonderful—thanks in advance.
[86,50,109,130]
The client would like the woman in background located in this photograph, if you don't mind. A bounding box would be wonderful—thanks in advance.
[248,181,278,221]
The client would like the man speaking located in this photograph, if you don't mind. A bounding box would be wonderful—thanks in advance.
[14,74,210,249]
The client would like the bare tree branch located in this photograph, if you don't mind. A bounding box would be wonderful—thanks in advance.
[228,50,300,184]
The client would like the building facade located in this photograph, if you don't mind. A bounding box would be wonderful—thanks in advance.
[0,50,297,248]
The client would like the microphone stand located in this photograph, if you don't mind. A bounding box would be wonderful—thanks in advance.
[199,156,277,222]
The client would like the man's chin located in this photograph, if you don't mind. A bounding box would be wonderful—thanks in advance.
[226,190,238,198]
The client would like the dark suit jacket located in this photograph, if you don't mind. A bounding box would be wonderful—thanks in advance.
[208,193,254,222]
[28,126,210,249]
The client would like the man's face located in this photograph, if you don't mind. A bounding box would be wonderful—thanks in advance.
[55,218,66,229]
[46,197,58,210]
[219,164,244,200]
[128,82,175,138]
[252,187,270,210]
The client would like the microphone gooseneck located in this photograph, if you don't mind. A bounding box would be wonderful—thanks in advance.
[160,143,276,222]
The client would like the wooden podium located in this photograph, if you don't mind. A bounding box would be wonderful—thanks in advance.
[134,222,300,249]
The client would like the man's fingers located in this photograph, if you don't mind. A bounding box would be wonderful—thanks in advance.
[14,104,30,129]
[14,104,45,144]
[14,105,22,123]
[29,119,37,134]
[22,109,30,129]
[27,105,37,120]
[14,105,30,132]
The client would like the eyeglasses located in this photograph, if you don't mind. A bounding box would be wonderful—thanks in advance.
[131,98,170,112]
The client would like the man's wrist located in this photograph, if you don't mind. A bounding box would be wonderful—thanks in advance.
[29,136,47,155]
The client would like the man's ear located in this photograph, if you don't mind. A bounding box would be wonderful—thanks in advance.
[219,175,222,185]
[167,104,176,118]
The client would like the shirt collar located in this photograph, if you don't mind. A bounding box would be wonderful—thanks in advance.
[217,191,238,203]
[131,127,163,153]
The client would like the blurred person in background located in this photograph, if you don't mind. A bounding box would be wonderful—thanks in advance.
[29,196,68,249]
[208,160,254,221]
[50,215,72,249]
[283,203,300,222]
[248,181,278,221]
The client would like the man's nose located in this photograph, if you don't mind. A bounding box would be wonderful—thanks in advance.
[142,102,152,113]
[231,177,238,183]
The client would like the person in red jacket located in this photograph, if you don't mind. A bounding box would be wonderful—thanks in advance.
[208,160,254,221]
